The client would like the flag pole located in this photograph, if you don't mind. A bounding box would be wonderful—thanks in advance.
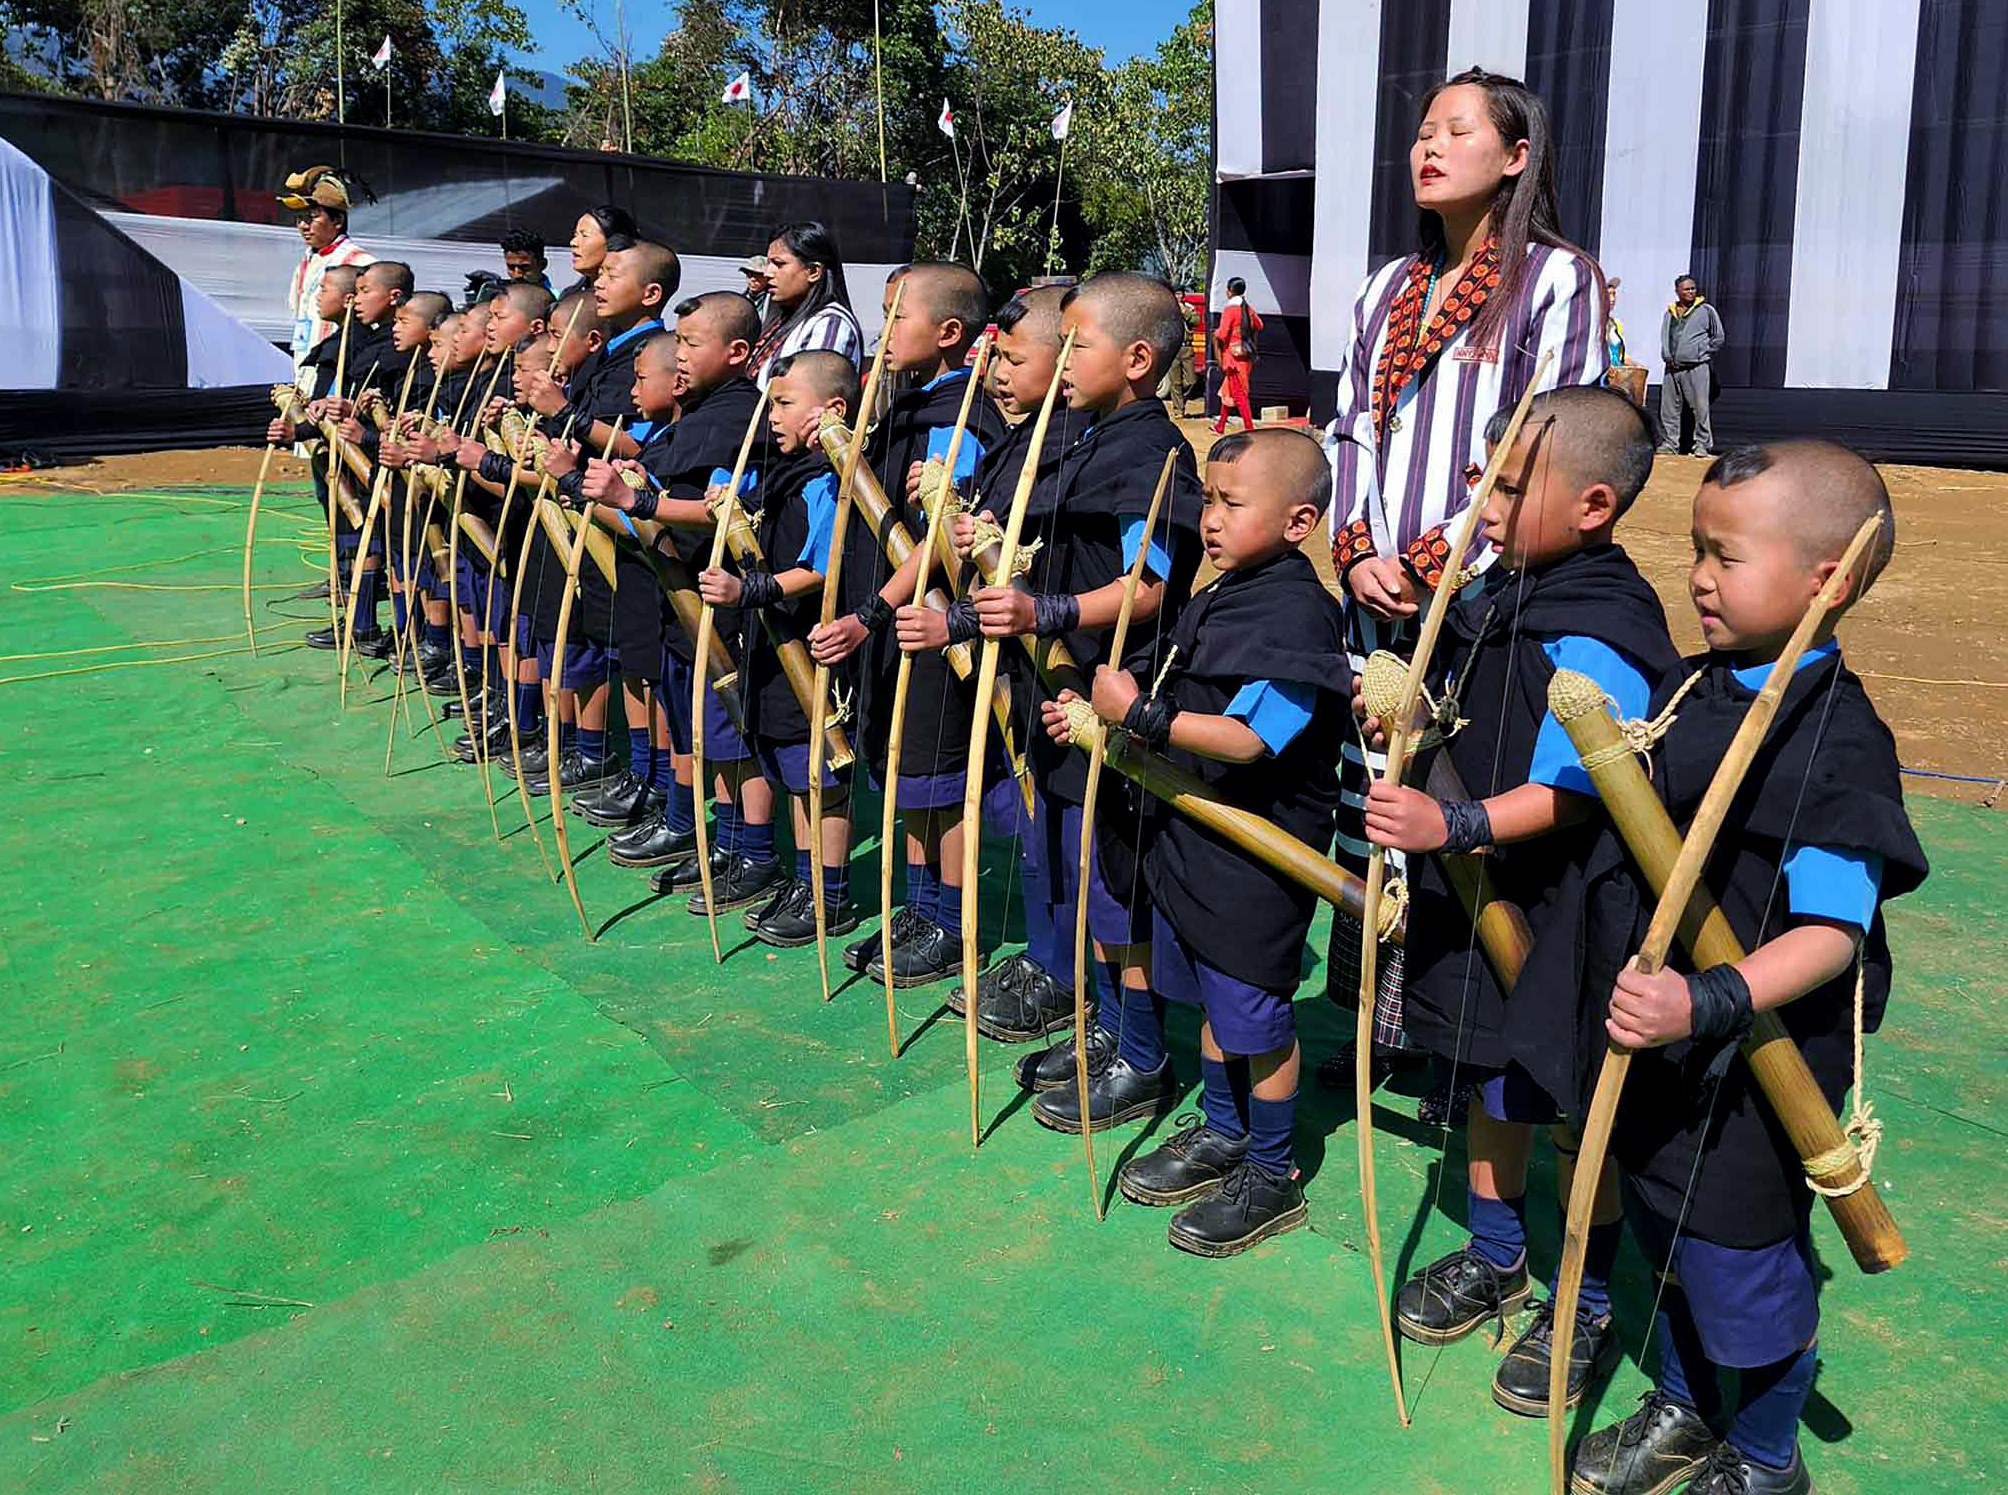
[615,0,635,151]
[873,0,888,183]
[1044,129,1067,277]
[949,125,972,263]
[336,0,345,125]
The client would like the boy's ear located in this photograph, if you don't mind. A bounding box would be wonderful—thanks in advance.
[1282,501,1320,545]
[1123,337,1155,381]
[937,318,965,352]
[1578,481,1619,532]
[641,282,664,312]
[726,338,751,367]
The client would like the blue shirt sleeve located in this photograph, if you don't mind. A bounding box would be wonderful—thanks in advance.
[707,465,759,497]
[796,473,838,573]
[1783,844,1883,928]
[630,418,655,443]
[1120,514,1175,582]
[1223,678,1318,755]
[923,424,985,483]
[1527,637,1654,796]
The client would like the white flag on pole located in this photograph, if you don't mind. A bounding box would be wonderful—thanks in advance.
[1050,99,1073,141]
[488,70,507,116]
[721,71,751,104]
[937,98,955,138]
[371,35,392,71]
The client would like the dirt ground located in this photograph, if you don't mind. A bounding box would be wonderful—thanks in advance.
[34,436,2008,803]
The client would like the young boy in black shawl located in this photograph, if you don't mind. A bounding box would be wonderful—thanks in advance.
[957,272,1205,1132]
[372,288,446,672]
[808,262,1006,985]
[1364,386,1681,1414]
[691,350,860,946]
[1049,428,1349,1253]
[1568,442,1926,1495]
[521,241,676,797]
[581,295,767,911]
[934,286,1074,1035]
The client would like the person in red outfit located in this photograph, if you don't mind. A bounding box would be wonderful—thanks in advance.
[1211,277,1264,434]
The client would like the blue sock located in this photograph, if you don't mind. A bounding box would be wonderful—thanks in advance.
[1020,841,1058,976]
[560,721,577,752]
[1199,1055,1247,1138]
[1100,975,1166,1072]
[392,591,409,633]
[424,621,450,649]
[822,860,847,904]
[356,569,381,631]
[1579,1218,1624,1316]
[936,878,962,938]
[1729,1342,1817,1470]
[628,726,652,778]
[1653,1290,1722,1419]
[1467,1190,1528,1270]
[648,743,674,792]
[742,817,774,864]
[577,727,605,759]
[664,782,695,836]
[796,848,813,883]
[1245,1089,1296,1174]
[907,862,935,922]
[714,803,740,853]
[513,681,541,730]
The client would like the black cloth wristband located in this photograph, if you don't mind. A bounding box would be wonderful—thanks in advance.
[856,594,895,634]
[478,451,513,486]
[1031,592,1080,638]
[1437,797,1495,854]
[1684,961,1756,1090]
[943,598,980,644]
[626,481,657,521]
[556,468,585,505]
[1123,692,1176,753]
[737,570,783,609]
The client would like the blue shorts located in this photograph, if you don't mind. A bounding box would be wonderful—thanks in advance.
[452,552,508,635]
[1461,1061,1561,1125]
[659,651,750,760]
[1152,906,1296,1054]
[1059,798,1150,946]
[538,637,616,690]
[752,738,846,796]
[1624,1180,1818,1368]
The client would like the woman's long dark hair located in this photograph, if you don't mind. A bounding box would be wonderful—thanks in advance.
[587,203,638,252]
[760,220,854,339]
[1417,67,1601,349]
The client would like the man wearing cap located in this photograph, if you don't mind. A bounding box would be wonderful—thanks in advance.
[740,254,771,318]
[279,166,376,398]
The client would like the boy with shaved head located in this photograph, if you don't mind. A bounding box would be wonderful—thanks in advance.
[960,272,1203,1128]
[1048,428,1349,1253]
[1566,441,1926,1495]
[811,261,1008,981]
[1365,384,1683,1416]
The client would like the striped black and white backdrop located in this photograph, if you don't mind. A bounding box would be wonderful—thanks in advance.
[1212,0,2008,466]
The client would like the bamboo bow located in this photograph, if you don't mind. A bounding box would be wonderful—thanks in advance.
[243,382,306,657]
[337,363,422,702]
[692,391,772,963]
[322,308,356,656]
[496,411,562,884]
[957,328,1076,1149]
[1545,512,1885,1495]
[1069,446,1177,1215]
[1355,348,1553,1427]
[809,278,905,1001]
[881,334,992,1058]
[545,416,625,943]
[448,353,517,842]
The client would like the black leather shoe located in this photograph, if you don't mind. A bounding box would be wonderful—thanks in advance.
[1031,1048,1173,1134]
[742,875,801,932]
[452,720,519,765]
[422,661,462,697]
[1492,1298,1622,1416]
[973,958,1077,1042]
[846,905,922,973]
[749,878,858,946]
[514,738,550,778]
[687,854,785,915]
[1015,1021,1113,1093]
[352,629,393,660]
[415,638,452,673]
[1118,1115,1249,1206]
[607,813,697,869]
[1166,1161,1307,1257]
[1395,1244,1531,1345]
[651,845,726,895]
[867,917,960,988]
[1680,1443,1809,1495]
[305,624,340,650]
[574,769,653,827]
[524,751,613,797]
[1569,1391,1722,1495]
[944,950,1029,1016]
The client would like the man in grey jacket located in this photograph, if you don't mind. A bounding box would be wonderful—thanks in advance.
[1659,274,1725,455]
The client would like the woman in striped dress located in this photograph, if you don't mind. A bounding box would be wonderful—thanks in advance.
[1320,67,1608,1100]
[747,221,864,387]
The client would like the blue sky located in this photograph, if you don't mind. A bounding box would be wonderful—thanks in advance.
[513,1,1178,77]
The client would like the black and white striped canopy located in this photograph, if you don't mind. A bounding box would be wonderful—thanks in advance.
[1212,0,2008,465]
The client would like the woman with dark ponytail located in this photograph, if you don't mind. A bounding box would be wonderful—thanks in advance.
[747,221,864,386]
